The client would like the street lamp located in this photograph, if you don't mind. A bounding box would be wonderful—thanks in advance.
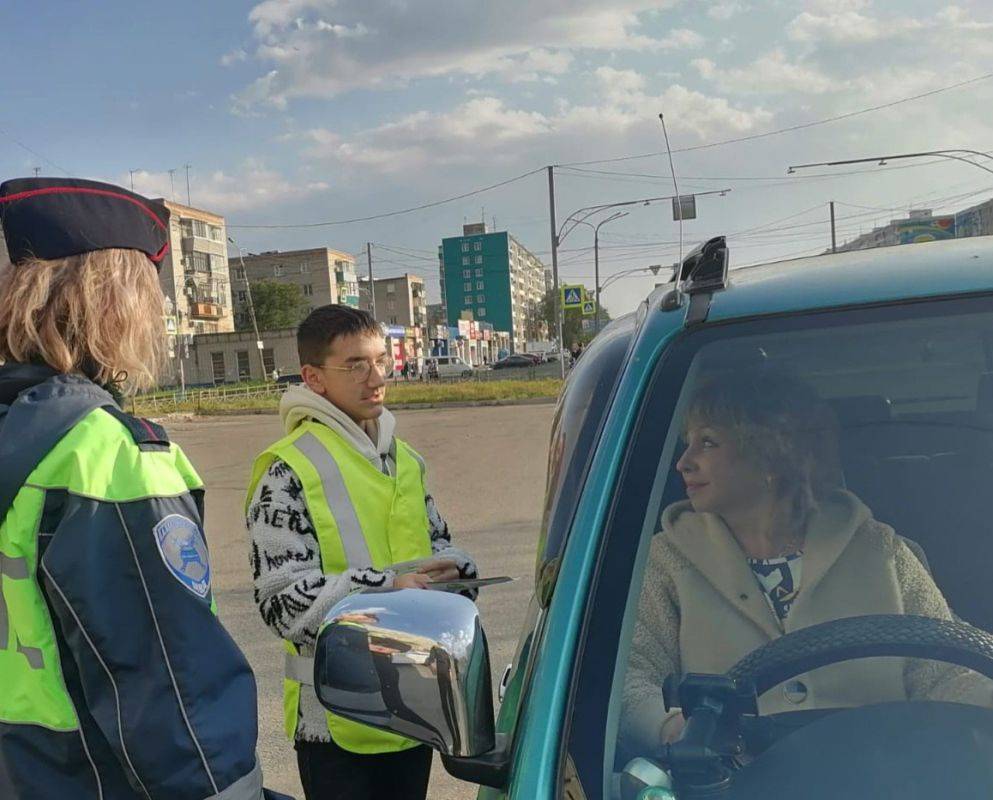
[787,149,993,177]
[600,263,676,293]
[572,211,628,334]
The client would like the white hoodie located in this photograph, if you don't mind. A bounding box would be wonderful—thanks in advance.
[279,383,398,474]
[247,384,478,743]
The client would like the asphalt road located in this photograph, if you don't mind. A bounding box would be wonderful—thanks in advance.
[167,403,555,799]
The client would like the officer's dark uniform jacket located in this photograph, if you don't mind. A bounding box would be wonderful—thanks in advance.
[0,363,263,799]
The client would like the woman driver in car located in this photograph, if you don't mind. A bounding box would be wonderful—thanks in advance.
[621,369,993,752]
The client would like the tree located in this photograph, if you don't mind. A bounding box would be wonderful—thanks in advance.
[236,279,310,332]
[539,287,611,347]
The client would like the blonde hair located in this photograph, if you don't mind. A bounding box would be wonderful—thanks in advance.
[0,248,166,392]
[685,369,841,524]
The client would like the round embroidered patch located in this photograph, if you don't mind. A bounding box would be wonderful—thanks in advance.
[153,514,211,597]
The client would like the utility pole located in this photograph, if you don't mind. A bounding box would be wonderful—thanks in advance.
[129,169,137,192]
[229,238,268,380]
[547,166,565,378]
[168,169,177,201]
[32,167,40,178]
[366,242,377,320]
[830,201,837,253]
[184,164,192,206]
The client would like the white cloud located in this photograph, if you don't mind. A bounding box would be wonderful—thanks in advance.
[788,1,992,44]
[693,50,837,94]
[658,28,706,49]
[708,1,747,21]
[121,161,329,215]
[221,48,248,66]
[293,69,771,173]
[232,0,683,110]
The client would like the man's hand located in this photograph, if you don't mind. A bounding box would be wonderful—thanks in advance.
[417,558,460,583]
[394,573,433,590]
[661,713,685,744]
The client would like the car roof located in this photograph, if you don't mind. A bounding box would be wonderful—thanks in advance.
[700,236,993,323]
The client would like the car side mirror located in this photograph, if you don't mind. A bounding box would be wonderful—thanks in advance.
[315,588,508,786]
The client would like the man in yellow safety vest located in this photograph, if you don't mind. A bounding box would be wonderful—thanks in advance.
[246,305,478,800]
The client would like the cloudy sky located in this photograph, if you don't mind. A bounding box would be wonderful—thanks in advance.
[3,0,993,314]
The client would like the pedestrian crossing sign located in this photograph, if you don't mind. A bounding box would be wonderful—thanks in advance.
[582,300,596,316]
[562,285,584,308]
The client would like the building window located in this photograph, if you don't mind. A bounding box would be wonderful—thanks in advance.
[476,280,485,290]
[300,262,311,273]
[233,266,245,279]
[208,224,223,242]
[462,256,470,266]
[386,282,396,293]
[210,352,225,383]
[387,300,396,312]
[262,348,275,374]
[464,295,472,305]
[273,265,284,277]
[473,241,482,251]
[238,290,247,304]
[192,219,208,238]
[475,268,483,277]
[477,294,485,303]
[303,284,314,296]
[189,252,209,273]
[464,282,472,291]
[462,242,470,253]
[463,269,471,278]
[478,307,486,317]
[236,350,250,380]
[474,255,482,265]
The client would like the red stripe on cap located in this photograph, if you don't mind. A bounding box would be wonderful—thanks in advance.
[0,186,168,231]
[150,240,170,264]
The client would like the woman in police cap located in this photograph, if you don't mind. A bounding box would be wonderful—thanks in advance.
[0,178,288,800]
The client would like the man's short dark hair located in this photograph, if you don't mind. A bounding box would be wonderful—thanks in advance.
[297,305,382,366]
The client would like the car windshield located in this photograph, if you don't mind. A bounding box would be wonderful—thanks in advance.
[592,294,993,796]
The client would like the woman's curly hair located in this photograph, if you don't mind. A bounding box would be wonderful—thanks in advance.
[685,368,841,523]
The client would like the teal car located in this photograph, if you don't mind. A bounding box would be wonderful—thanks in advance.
[314,235,993,799]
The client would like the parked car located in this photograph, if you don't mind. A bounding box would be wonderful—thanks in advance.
[275,373,302,384]
[314,236,993,799]
[521,352,543,364]
[426,355,474,378]
[492,354,536,370]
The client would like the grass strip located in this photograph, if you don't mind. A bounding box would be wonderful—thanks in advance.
[133,378,562,417]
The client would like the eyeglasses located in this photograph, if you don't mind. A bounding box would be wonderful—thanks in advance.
[321,355,395,384]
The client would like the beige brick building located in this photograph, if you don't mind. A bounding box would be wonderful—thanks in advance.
[360,273,427,329]
[157,201,234,335]
[230,248,360,329]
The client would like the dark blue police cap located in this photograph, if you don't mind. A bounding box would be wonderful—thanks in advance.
[0,177,170,270]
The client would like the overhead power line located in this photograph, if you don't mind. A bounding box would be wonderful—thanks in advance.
[229,167,545,229]
[557,72,993,168]
[0,124,71,175]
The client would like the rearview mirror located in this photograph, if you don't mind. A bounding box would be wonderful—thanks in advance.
[314,588,496,758]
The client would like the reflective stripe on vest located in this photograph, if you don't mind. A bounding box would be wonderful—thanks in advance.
[292,433,372,569]
[285,652,314,686]
[247,421,432,754]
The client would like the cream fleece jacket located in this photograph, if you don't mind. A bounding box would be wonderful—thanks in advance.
[620,490,993,754]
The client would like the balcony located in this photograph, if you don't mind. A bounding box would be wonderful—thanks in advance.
[189,302,224,319]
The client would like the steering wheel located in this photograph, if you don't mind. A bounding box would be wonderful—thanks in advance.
[726,614,993,755]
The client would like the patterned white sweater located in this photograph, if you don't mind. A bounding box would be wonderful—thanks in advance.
[247,457,477,742]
